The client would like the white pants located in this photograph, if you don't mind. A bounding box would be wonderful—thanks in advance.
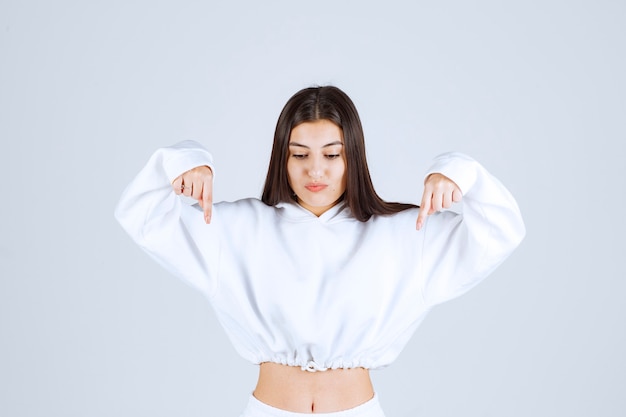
[239,394,386,417]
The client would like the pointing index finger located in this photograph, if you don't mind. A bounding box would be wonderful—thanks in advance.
[202,172,213,224]
[416,189,431,230]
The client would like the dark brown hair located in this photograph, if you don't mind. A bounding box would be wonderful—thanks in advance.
[261,86,417,222]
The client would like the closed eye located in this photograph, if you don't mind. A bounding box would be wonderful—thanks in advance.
[325,154,341,159]
[291,154,307,159]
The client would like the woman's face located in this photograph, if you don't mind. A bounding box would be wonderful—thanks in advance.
[287,120,347,216]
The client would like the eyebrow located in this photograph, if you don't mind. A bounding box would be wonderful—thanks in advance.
[288,141,344,149]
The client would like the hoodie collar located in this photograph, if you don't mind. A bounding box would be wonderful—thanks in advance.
[275,201,352,223]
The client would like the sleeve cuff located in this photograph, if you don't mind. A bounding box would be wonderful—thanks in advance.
[424,152,478,195]
[162,140,215,183]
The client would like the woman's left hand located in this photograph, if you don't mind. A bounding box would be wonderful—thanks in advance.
[416,173,462,230]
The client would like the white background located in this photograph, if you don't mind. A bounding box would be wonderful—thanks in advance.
[1,1,624,416]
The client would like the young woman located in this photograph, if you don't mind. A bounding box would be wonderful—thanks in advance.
[115,86,525,417]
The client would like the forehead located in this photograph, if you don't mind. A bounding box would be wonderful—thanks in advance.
[289,120,343,146]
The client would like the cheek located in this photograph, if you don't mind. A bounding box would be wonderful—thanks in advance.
[338,162,347,190]
[286,162,297,186]
[341,159,348,179]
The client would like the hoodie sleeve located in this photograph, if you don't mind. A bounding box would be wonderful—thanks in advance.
[114,140,221,298]
[419,152,526,306]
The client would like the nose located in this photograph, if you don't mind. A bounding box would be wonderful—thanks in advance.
[308,168,323,179]
[308,157,324,179]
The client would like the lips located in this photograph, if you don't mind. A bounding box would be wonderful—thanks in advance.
[305,183,328,192]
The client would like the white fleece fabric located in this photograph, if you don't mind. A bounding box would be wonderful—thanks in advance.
[115,140,525,371]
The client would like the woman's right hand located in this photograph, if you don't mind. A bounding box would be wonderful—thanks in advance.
[171,166,214,224]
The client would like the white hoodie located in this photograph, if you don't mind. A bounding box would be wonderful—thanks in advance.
[115,140,525,371]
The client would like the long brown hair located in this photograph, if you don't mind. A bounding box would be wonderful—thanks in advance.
[261,86,417,222]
